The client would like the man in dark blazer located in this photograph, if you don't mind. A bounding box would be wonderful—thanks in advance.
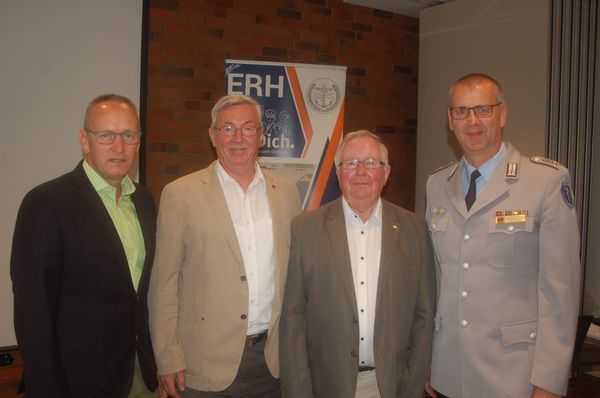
[10,94,158,397]
[280,130,436,398]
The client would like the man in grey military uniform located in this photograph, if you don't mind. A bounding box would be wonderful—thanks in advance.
[425,73,581,398]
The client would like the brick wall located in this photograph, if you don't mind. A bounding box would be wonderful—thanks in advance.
[146,0,419,210]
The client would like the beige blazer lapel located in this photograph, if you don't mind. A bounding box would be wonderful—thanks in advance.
[325,199,358,313]
[264,171,286,309]
[201,161,245,270]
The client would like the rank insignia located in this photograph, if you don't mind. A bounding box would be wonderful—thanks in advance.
[561,181,574,208]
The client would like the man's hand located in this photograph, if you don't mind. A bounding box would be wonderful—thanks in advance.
[158,370,185,398]
[424,365,437,397]
[531,386,562,398]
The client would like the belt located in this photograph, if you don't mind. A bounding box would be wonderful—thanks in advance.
[358,366,375,372]
[245,330,268,349]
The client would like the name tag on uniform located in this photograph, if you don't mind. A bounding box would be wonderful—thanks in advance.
[495,210,528,224]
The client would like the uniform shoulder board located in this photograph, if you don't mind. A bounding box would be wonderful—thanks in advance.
[530,156,564,170]
[431,160,457,175]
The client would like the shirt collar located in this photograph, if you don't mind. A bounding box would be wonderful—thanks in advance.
[462,142,507,186]
[215,161,265,192]
[82,159,136,197]
[342,197,383,227]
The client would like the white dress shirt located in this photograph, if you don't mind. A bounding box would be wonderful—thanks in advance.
[342,197,383,367]
[216,162,275,335]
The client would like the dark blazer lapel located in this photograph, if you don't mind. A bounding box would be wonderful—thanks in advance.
[132,188,154,294]
[72,162,134,292]
[325,198,358,312]
[200,162,245,270]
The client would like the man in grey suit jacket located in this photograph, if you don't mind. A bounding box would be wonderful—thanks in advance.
[426,74,580,398]
[149,94,301,398]
[280,130,436,398]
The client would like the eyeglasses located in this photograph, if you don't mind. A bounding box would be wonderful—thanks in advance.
[449,102,503,120]
[339,158,387,170]
[85,129,142,145]
[213,124,261,136]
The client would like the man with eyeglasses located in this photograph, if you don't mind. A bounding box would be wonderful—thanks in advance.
[11,94,158,397]
[280,130,435,398]
[425,74,580,398]
[149,94,301,398]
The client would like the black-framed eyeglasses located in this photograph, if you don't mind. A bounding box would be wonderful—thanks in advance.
[213,124,261,136]
[449,102,503,120]
[85,129,142,145]
[339,158,387,170]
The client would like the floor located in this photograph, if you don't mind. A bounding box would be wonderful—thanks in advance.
[1,349,599,397]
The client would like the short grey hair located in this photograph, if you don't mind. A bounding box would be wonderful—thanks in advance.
[210,94,263,129]
[448,73,505,106]
[335,130,389,166]
[83,94,138,130]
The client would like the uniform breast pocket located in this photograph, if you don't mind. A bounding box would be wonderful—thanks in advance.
[487,216,537,268]
[429,215,449,264]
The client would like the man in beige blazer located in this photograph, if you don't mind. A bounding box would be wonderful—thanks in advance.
[280,130,436,398]
[149,94,301,398]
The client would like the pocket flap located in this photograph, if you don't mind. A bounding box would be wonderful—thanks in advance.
[499,319,537,346]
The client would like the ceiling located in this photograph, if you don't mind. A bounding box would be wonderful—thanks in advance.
[343,0,454,18]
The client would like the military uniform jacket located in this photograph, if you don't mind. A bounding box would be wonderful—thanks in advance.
[426,144,580,398]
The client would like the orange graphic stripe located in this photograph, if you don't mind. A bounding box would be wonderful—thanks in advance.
[308,100,345,210]
[286,66,313,157]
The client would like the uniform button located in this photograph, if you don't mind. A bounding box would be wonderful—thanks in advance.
[240,275,246,282]
[241,314,247,320]
[461,291,468,298]
[462,262,470,270]
[461,320,468,327]
[529,332,537,340]
[508,225,515,231]
[464,234,470,240]
[351,351,357,357]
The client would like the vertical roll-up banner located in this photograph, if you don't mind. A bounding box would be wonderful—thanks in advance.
[226,60,346,211]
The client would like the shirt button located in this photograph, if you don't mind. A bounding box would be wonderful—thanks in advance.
[241,314,247,320]
[461,291,468,298]
[508,225,515,231]
[464,234,470,240]
[360,256,364,260]
[240,275,247,282]
[529,332,537,341]
[461,320,468,327]
[431,224,437,231]
[462,262,470,270]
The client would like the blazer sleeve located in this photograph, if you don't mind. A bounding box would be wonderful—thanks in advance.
[530,169,580,395]
[403,217,436,397]
[148,182,187,375]
[10,188,66,397]
[280,217,314,398]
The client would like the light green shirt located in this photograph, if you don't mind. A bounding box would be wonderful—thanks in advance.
[83,160,146,291]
